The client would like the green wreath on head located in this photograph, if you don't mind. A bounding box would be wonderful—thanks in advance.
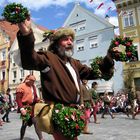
[109,36,137,62]
[2,3,29,24]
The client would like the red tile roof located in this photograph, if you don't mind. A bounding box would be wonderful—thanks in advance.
[0,19,19,46]
[37,24,48,31]
[0,19,48,46]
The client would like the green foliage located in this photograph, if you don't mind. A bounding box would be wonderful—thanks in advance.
[109,36,137,62]
[20,106,32,122]
[90,56,103,78]
[2,3,29,24]
[84,102,91,109]
[90,56,112,81]
[52,103,85,138]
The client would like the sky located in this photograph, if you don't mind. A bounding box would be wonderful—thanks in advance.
[0,0,119,34]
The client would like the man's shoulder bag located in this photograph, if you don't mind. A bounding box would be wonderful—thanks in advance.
[34,102,54,134]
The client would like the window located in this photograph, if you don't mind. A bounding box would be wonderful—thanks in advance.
[123,11,134,27]
[134,78,140,90]
[78,24,85,31]
[13,70,17,80]
[77,46,84,51]
[69,20,86,32]
[1,70,5,80]
[20,69,24,78]
[76,39,84,52]
[90,43,98,48]
[1,49,6,61]
[10,54,16,66]
[89,36,98,49]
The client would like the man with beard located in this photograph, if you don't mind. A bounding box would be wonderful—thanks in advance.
[17,16,118,140]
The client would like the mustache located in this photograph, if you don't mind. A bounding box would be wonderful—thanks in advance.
[65,45,73,50]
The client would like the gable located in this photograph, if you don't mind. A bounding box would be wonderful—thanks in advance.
[64,4,114,34]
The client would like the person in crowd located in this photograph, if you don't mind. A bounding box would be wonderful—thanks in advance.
[80,80,94,134]
[89,81,100,124]
[101,91,115,119]
[0,93,5,126]
[16,74,44,140]
[132,89,140,119]
[127,87,136,119]
[2,88,12,123]
[16,16,120,140]
[116,94,130,117]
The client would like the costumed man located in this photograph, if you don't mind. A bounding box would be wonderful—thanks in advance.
[16,75,44,140]
[101,91,115,119]
[89,82,100,124]
[16,15,121,140]
[80,80,94,134]
[127,86,136,119]
[133,89,140,119]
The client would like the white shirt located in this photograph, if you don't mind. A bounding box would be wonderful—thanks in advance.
[65,62,80,103]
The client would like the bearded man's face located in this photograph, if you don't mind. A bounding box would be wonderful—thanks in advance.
[57,36,74,58]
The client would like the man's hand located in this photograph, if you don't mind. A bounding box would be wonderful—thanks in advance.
[20,108,27,116]
[107,46,122,60]
[80,104,84,109]
[18,16,31,36]
[112,47,122,53]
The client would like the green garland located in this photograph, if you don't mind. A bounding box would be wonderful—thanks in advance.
[90,56,113,81]
[2,3,29,24]
[90,56,103,78]
[109,36,137,62]
[52,103,85,138]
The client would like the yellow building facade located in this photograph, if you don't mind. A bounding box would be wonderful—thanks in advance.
[114,0,140,90]
[0,20,18,94]
[0,29,10,93]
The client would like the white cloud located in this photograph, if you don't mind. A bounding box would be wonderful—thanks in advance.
[31,17,42,22]
[5,0,74,10]
[107,16,120,35]
[55,12,65,18]
[0,0,118,28]
[1,0,116,11]
[114,28,120,35]
[108,16,118,27]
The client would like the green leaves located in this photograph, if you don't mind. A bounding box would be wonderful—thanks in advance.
[109,36,137,62]
[20,106,32,123]
[52,103,85,138]
[2,3,29,24]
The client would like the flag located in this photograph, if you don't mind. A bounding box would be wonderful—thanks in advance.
[97,2,104,9]
[105,6,112,14]
[89,0,93,3]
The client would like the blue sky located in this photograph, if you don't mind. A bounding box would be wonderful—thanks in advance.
[0,0,119,33]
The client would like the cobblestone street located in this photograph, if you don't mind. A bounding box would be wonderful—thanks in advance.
[0,112,140,140]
